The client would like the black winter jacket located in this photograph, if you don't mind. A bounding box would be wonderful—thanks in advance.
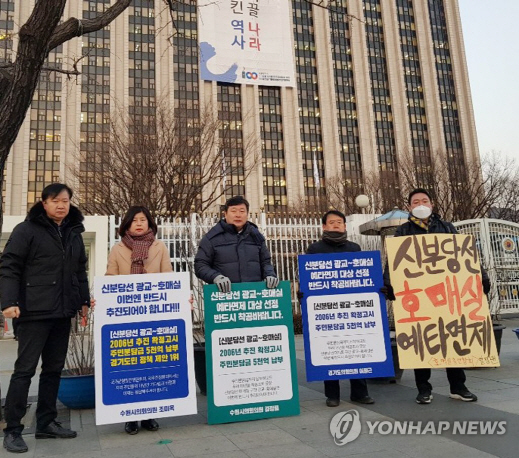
[306,239,361,255]
[393,213,457,238]
[383,213,490,290]
[0,203,90,321]
[194,220,276,284]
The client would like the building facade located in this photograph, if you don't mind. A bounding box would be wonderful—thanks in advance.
[0,0,479,214]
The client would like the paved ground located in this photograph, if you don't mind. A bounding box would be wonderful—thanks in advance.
[1,317,519,458]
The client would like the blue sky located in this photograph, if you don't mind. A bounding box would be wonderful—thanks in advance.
[458,0,519,161]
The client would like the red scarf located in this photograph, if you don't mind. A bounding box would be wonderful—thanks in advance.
[122,229,155,274]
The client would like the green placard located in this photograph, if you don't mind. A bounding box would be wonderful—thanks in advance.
[204,281,300,424]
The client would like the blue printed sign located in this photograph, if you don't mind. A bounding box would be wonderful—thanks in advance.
[94,272,196,425]
[298,251,394,381]
[101,320,188,405]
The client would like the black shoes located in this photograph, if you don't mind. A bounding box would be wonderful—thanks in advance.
[416,389,476,403]
[326,396,375,406]
[35,421,77,439]
[416,391,433,404]
[125,421,139,435]
[125,419,160,435]
[141,419,160,431]
[4,421,76,452]
[3,432,28,453]
[326,398,340,407]
[350,396,375,405]
[35,420,77,439]
[450,389,478,402]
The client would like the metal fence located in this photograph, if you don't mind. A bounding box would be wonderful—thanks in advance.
[104,214,519,319]
[109,214,383,317]
[454,218,519,316]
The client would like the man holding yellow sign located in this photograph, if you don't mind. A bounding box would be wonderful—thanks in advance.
[383,189,495,405]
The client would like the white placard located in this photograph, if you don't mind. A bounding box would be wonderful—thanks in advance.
[94,272,196,425]
[211,325,293,406]
[307,292,387,366]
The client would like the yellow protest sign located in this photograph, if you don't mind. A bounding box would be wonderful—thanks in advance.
[386,234,500,369]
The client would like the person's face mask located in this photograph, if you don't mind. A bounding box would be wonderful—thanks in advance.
[411,205,432,220]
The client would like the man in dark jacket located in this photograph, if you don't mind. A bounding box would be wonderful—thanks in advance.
[195,196,278,292]
[1,184,90,453]
[383,188,489,405]
[306,210,374,407]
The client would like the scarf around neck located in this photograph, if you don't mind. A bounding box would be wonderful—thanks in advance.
[409,215,429,231]
[322,230,348,245]
[122,229,155,274]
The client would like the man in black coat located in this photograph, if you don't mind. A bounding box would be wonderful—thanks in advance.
[383,188,488,405]
[1,184,90,453]
[306,210,374,407]
[195,196,278,292]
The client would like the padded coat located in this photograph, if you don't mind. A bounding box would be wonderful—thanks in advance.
[0,203,90,321]
[194,220,276,284]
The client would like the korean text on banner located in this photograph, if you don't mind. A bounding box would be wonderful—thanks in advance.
[94,272,197,425]
[298,251,394,382]
[386,234,500,369]
[204,281,299,425]
[198,0,296,87]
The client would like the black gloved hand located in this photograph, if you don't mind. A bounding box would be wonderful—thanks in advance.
[482,277,491,295]
[380,285,396,301]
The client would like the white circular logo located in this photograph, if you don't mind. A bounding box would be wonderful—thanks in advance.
[329,409,362,446]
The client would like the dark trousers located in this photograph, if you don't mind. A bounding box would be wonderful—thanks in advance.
[414,368,467,393]
[3,318,71,434]
[324,379,369,400]
[12,317,19,338]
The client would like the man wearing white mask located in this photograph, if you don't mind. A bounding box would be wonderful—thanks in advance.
[382,188,490,405]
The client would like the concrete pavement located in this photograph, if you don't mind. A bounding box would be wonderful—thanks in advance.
[1,317,519,458]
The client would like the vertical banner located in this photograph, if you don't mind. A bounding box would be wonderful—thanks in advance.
[386,234,500,369]
[198,0,296,86]
[94,272,197,425]
[298,251,394,382]
[204,281,299,424]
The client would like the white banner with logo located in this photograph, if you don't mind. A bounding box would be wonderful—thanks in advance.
[198,0,296,87]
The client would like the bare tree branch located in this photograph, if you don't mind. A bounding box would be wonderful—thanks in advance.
[303,0,364,23]
[0,0,133,232]
[325,150,519,221]
[71,101,260,216]
[48,0,132,52]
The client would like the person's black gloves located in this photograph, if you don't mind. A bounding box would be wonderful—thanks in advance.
[482,277,491,295]
[380,285,396,301]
